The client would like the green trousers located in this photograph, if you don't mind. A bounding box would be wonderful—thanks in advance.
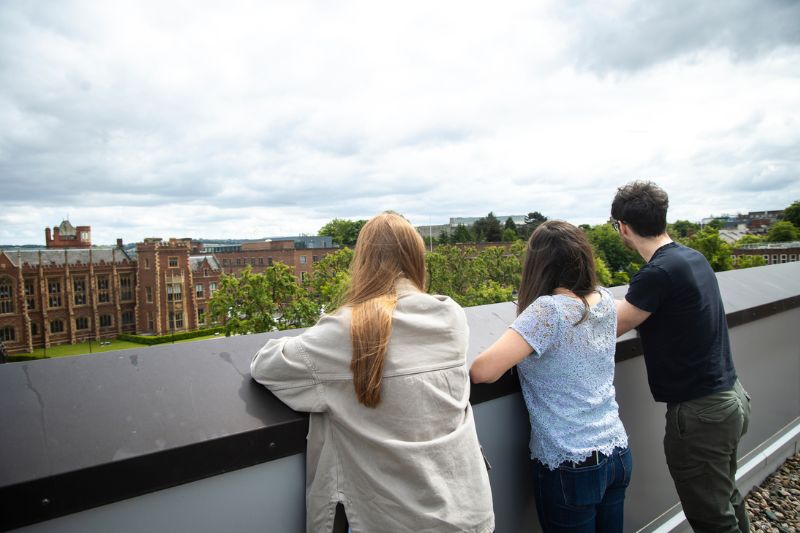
[664,380,751,533]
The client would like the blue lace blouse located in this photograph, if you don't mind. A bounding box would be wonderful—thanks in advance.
[511,287,628,469]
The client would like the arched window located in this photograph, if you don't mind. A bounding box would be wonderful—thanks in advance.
[0,326,14,341]
[0,278,14,314]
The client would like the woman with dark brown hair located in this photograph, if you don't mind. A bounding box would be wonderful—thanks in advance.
[251,211,494,533]
[471,220,631,533]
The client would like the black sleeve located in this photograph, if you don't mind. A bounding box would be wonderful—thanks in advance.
[625,264,670,313]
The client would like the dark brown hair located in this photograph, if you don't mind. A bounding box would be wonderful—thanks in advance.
[343,211,427,407]
[611,180,669,237]
[517,220,598,324]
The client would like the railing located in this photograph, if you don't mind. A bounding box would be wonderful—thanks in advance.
[0,262,798,533]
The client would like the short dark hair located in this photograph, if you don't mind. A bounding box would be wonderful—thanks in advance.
[611,181,669,237]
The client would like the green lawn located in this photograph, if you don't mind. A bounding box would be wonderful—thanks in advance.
[23,332,225,360]
[28,339,146,359]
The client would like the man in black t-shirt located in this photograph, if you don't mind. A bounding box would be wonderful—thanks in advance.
[612,181,751,533]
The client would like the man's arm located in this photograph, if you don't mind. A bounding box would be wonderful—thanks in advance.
[616,299,651,336]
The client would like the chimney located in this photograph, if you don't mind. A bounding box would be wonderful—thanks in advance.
[116,238,123,248]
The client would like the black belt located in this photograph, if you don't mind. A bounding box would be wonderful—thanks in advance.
[566,450,605,468]
[535,451,607,469]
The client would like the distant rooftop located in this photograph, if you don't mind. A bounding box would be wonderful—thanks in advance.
[738,241,800,250]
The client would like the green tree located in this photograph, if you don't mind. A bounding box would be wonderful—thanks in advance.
[611,271,630,286]
[504,217,517,232]
[307,248,354,313]
[209,265,318,336]
[318,218,367,246]
[461,281,513,307]
[450,224,473,243]
[209,266,277,336]
[782,200,800,228]
[766,221,800,242]
[734,255,767,270]
[685,227,733,272]
[706,218,726,230]
[501,228,518,242]
[473,212,503,242]
[587,224,642,274]
[264,263,319,330]
[670,220,700,239]
[519,211,547,239]
[426,243,523,306]
[735,234,764,246]
[595,257,612,287]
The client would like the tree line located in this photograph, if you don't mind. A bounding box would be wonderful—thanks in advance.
[209,200,799,336]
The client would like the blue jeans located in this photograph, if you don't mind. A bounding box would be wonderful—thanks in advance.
[532,447,633,533]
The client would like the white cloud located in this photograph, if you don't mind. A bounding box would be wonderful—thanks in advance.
[0,0,798,245]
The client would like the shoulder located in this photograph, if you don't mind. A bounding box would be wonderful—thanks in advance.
[398,291,467,326]
[631,260,670,286]
[301,306,352,343]
[516,295,560,324]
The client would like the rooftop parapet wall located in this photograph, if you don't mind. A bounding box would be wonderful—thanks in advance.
[0,262,798,531]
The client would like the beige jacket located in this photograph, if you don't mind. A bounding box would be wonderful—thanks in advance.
[251,280,494,533]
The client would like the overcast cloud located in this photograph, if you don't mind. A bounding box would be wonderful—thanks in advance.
[1,0,798,245]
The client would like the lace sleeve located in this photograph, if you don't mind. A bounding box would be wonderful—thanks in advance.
[510,296,561,359]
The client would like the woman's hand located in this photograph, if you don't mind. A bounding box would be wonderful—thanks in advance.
[469,329,533,384]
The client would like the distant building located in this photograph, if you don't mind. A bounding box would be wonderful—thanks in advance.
[449,215,526,228]
[0,224,340,354]
[45,220,91,248]
[0,246,136,353]
[416,215,526,239]
[718,225,749,244]
[702,209,784,235]
[733,241,800,266]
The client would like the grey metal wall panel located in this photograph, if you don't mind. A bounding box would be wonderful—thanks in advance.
[12,454,306,533]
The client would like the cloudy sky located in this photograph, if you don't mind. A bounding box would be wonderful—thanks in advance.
[1,0,799,245]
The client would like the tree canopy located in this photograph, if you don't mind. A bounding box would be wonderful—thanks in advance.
[670,220,700,238]
[208,264,319,336]
[782,200,800,229]
[766,220,800,243]
[318,218,367,246]
[472,212,503,242]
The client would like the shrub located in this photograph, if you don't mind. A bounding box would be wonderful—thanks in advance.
[118,326,225,346]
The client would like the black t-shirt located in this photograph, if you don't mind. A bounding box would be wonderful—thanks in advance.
[626,242,736,403]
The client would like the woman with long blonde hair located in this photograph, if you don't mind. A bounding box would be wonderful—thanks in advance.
[251,211,494,533]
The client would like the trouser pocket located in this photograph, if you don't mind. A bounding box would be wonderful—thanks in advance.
[695,397,739,423]
[558,462,607,507]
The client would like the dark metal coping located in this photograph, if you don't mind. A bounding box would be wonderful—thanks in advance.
[1,262,798,531]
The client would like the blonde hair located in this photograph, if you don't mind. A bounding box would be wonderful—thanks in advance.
[343,211,427,407]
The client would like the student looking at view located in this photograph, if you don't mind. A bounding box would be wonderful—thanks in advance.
[471,220,631,533]
[251,211,494,533]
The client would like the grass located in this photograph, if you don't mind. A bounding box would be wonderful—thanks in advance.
[29,339,146,359]
[24,332,225,360]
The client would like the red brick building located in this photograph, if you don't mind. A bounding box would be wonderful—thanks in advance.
[0,226,339,353]
[134,238,223,336]
[734,242,800,266]
[212,240,334,283]
[0,247,137,353]
[45,220,92,248]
